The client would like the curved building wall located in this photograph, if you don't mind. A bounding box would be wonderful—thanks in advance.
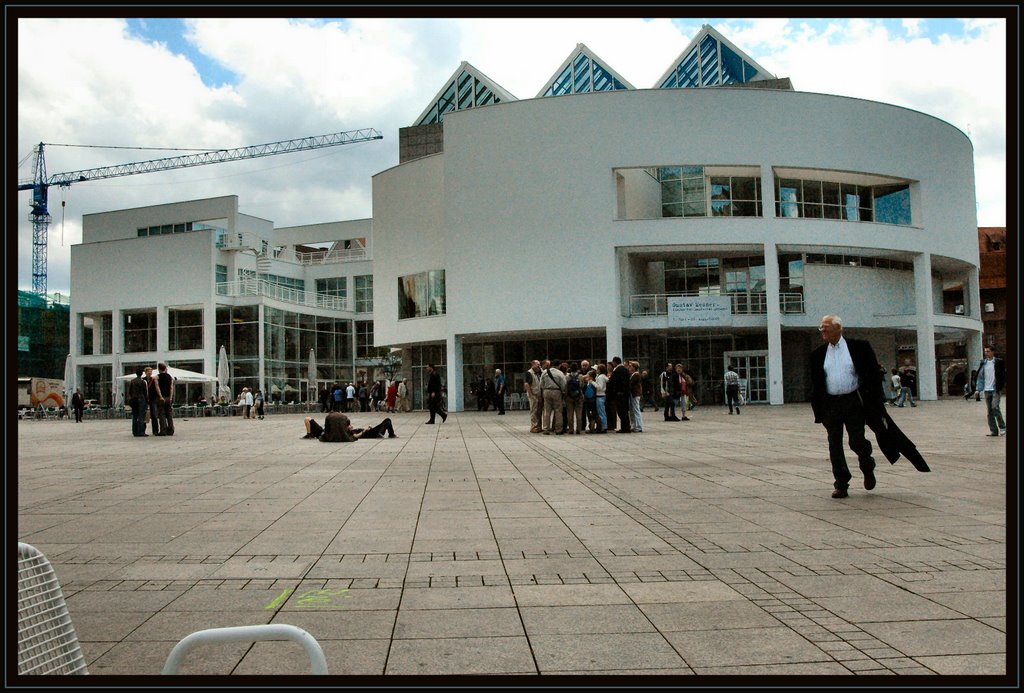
[371,87,982,409]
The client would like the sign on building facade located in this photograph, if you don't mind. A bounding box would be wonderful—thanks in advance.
[668,296,733,327]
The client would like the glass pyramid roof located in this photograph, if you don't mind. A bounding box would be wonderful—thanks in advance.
[655,24,774,89]
[536,43,635,97]
[413,62,517,126]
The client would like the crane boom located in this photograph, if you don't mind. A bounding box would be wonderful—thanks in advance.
[18,128,383,295]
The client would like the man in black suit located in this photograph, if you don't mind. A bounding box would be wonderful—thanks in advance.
[425,363,447,424]
[810,315,883,498]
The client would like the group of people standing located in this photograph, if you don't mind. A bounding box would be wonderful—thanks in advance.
[321,379,409,415]
[522,358,668,435]
[126,363,175,437]
[235,387,265,419]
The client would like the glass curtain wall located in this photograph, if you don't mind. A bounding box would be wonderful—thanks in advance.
[263,306,352,403]
[622,331,768,406]
[404,344,447,410]
[399,270,446,319]
[215,305,259,398]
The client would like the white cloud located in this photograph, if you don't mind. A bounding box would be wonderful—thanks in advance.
[17,17,1007,295]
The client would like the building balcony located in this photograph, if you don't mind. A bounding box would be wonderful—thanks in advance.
[628,292,805,317]
[294,247,369,265]
[215,231,264,252]
[216,280,351,312]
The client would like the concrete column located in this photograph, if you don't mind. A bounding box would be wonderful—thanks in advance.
[763,241,784,404]
[761,163,778,218]
[968,268,981,318]
[156,305,168,354]
[913,252,937,400]
[204,302,216,386]
[111,309,122,356]
[446,334,463,412]
[967,328,984,372]
[257,303,265,395]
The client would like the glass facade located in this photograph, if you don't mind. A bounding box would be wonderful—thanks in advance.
[660,31,766,89]
[263,306,352,402]
[461,335,604,407]
[417,69,503,126]
[168,308,203,351]
[355,275,374,313]
[621,331,769,406]
[216,305,259,396]
[403,344,447,410]
[399,270,446,319]
[123,309,157,353]
[542,49,629,96]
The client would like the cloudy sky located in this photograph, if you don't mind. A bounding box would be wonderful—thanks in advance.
[16,16,1007,295]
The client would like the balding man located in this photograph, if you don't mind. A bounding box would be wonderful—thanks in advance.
[810,315,883,498]
[524,360,544,433]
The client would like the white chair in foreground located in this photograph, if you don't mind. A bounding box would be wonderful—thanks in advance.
[17,542,328,675]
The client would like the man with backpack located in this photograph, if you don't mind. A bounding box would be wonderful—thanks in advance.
[564,362,584,434]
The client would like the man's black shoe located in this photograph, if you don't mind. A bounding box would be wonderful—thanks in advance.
[863,470,876,491]
[425,421,435,424]
[832,488,848,498]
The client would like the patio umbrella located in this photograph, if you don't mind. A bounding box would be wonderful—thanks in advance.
[217,345,231,401]
[308,349,317,402]
[63,354,74,406]
[110,352,121,408]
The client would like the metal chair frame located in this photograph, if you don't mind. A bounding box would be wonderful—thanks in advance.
[17,542,327,675]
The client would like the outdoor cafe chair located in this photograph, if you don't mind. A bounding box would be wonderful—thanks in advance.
[17,542,328,675]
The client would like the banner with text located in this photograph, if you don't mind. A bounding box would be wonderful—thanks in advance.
[668,296,733,327]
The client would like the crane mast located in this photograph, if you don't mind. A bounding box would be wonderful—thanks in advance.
[18,128,383,296]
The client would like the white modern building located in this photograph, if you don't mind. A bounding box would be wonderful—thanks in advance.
[67,26,984,410]
[69,195,380,405]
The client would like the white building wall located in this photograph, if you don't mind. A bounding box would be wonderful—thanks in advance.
[371,154,449,348]
[434,88,977,335]
[81,195,241,244]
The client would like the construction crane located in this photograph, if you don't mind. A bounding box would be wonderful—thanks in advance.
[17,128,383,296]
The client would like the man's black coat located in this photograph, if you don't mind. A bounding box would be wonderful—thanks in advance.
[810,337,929,473]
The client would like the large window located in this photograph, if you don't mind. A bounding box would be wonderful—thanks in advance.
[355,275,373,313]
[710,176,762,217]
[660,166,707,218]
[355,320,375,358]
[168,308,203,351]
[263,307,352,402]
[316,277,347,299]
[398,270,446,319]
[775,176,912,225]
[123,310,157,353]
[615,166,762,220]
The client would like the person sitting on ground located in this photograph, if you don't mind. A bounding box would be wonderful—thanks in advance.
[302,412,398,441]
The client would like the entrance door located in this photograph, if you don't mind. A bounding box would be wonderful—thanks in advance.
[300,379,309,403]
[723,350,769,403]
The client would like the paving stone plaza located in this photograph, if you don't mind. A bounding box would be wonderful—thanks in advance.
[16,399,1010,679]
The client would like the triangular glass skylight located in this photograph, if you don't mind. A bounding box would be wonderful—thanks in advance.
[655,25,774,89]
[537,43,635,97]
[414,62,517,126]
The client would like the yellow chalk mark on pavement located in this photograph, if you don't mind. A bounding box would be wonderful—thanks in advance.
[265,588,294,610]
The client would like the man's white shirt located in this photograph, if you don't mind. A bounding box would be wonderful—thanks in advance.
[824,336,860,395]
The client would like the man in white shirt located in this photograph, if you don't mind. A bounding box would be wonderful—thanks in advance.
[810,315,882,498]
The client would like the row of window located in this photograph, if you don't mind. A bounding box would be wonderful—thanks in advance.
[617,166,913,226]
[137,220,224,238]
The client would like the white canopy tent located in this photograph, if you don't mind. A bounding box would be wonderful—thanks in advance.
[117,366,218,383]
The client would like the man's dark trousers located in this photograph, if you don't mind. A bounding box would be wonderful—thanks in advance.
[822,392,874,490]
